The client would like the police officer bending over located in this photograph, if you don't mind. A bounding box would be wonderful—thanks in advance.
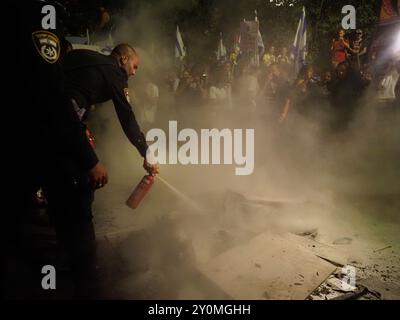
[63,44,159,179]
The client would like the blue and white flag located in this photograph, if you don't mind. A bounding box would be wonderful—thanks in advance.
[175,25,186,60]
[254,10,265,64]
[235,34,241,53]
[217,33,227,61]
[257,29,265,55]
[291,6,307,75]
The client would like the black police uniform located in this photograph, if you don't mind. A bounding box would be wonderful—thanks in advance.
[62,49,149,158]
[4,0,100,298]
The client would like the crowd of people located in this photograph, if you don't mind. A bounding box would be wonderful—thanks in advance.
[130,28,399,134]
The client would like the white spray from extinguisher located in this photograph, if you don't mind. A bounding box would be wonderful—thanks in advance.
[157,176,204,214]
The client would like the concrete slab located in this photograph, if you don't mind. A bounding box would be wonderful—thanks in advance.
[198,232,336,300]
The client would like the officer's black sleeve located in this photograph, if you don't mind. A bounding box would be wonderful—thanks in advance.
[35,70,99,171]
[110,84,149,158]
[51,93,100,171]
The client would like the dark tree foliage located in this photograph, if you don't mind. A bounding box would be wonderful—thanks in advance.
[64,0,382,68]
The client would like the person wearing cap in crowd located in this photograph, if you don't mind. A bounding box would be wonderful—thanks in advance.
[263,46,277,67]
[349,29,367,70]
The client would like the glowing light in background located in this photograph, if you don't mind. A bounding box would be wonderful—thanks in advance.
[394,30,400,55]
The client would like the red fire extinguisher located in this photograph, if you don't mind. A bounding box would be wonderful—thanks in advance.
[85,128,95,148]
[126,175,155,209]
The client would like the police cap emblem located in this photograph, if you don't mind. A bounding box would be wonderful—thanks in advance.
[32,31,60,64]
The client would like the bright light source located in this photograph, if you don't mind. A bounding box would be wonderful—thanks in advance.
[394,30,400,53]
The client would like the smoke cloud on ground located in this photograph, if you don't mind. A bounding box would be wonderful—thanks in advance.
[87,3,400,299]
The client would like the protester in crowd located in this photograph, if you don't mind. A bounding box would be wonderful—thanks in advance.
[193,73,209,105]
[175,68,207,126]
[260,65,290,119]
[175,68,192,108]
[307,70,335,126]
[375,58,400,108]
[348,29,368,70]
[90,6,113,43]
[263,46,277,67]
[140,79,160,130]
[321,71,334,95]
[246,66,261,112]
[159,68,180,118]
[230,46,241,66]
[208,73,230,117]
[280,65,315,122]
[329,62,370,130]
[331,29,350,69]
[277,47,291,66]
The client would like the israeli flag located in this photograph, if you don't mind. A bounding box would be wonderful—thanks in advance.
[257,29,265,55]
[175,25,186,60]
[254,10,265,64]
[291,6,307,75]
[217,33,227,61]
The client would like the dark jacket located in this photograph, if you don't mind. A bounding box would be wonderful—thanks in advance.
[63,49,148,157]
[10,0,99,172]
